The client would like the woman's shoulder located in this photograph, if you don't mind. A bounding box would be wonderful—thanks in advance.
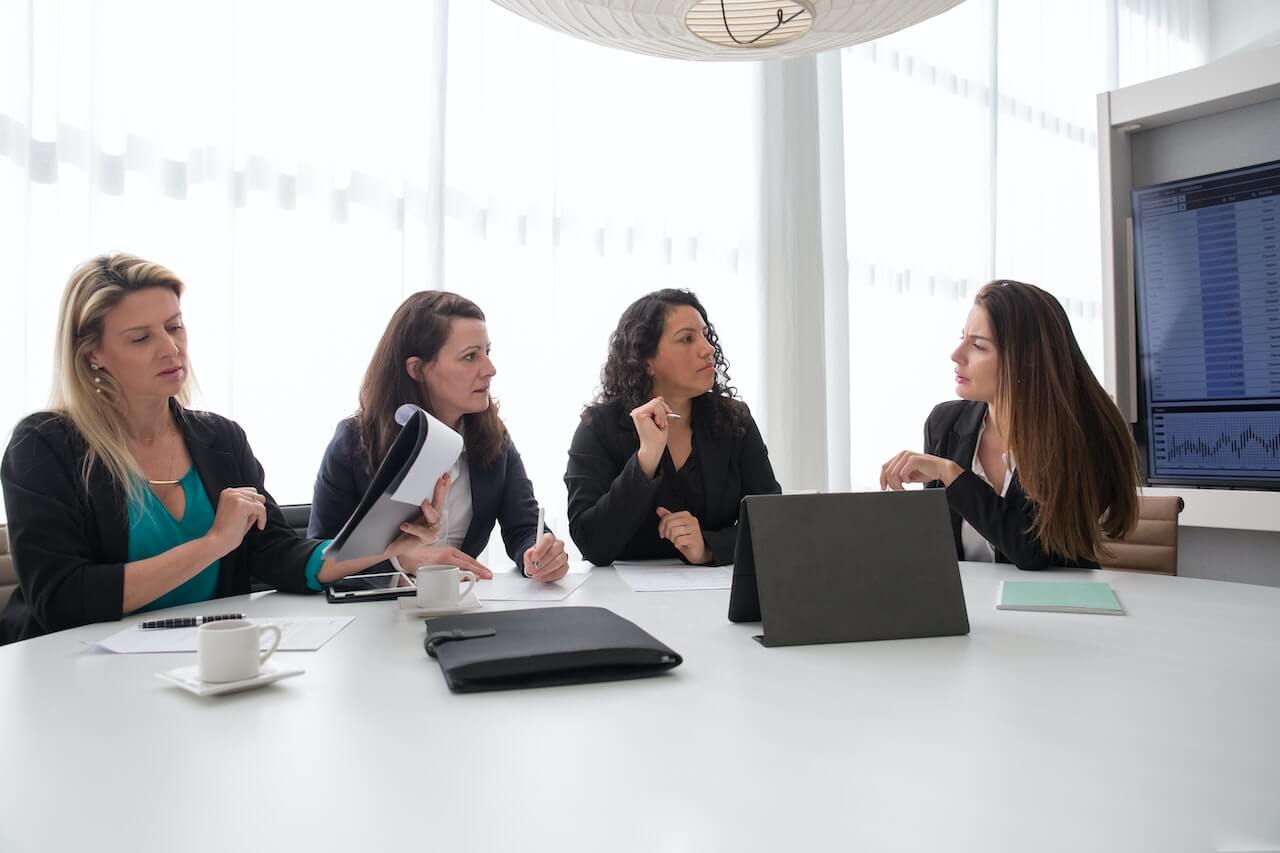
[6,411,80,455]
[926,399,981,427]
[578,399,628,430]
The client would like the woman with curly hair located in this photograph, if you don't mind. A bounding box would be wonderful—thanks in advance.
[565,289,780,566]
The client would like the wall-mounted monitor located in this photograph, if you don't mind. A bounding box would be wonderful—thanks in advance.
[1131,158,1280,489]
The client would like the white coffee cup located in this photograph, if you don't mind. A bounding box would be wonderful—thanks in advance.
[415,564,478,610]
[197,619,282,683]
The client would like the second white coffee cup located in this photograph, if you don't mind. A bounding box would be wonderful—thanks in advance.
[414,564,478,610]
[197,619,282,683]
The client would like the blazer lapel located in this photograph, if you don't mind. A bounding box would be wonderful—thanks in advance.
[461,454,498,555]
[949,401,988,468]
[173,404,239,595]
[692,398,728,523]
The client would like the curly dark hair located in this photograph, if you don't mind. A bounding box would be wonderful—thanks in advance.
[591,289,746,436]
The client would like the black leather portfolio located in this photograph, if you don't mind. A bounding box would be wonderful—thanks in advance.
[423,607,683,693]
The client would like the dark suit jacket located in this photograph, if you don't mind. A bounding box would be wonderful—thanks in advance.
[308,418,539,568]
[924,399,1099,571]
[0,403,325,644]
[565,396,781,567]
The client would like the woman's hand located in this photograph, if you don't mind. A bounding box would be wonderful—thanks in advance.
[206,487,267,557]
[631,396,676,479]
[382,473,493,578]
[523,533,569,582]
[656,507,711,565]
[389,544,493,580]
[880,451,963,491]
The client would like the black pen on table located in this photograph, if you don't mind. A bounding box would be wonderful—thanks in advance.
[138,613,244,630]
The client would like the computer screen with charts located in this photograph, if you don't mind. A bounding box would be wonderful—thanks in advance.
[1132,158,1280,489]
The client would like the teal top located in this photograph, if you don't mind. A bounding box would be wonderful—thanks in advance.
[128,468,330,613]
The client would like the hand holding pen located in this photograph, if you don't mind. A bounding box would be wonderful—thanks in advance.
[630,396,680,479]
[523,505,570,583]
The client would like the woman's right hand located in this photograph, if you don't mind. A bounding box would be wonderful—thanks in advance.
[383,473,493,579]
[631,395,676,478]
[206,486,268,557]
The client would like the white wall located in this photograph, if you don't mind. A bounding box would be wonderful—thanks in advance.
[1209,0,1280,58]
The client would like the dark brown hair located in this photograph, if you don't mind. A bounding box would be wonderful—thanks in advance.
[357,291,508,471]
[591,289,745,436]
[975,280,1139,561]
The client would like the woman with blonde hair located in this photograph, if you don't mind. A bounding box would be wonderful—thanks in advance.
[0,254,446,644]
[880,279,1140,570]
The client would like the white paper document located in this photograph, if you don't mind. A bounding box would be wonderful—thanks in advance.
[93,616,355,654]
[475,572,591,602]
[613,560,734,592]
[388,405,464,506]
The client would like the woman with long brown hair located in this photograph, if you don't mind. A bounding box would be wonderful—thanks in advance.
[0,254,446,644]
[880,280,1139,570]
[309,291,569,582]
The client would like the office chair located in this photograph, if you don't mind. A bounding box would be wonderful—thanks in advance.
[1099,495,1183,575]
[0,526,16,608]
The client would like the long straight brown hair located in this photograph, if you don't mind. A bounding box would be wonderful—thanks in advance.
[357,291,508,473]
[976,280,1139,561]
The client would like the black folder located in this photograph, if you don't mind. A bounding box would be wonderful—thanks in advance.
[422,607,683,693]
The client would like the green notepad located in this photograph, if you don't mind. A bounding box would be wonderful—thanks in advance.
[996,580,1124,615]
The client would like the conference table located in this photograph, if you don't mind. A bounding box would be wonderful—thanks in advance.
[1,561,1277,853]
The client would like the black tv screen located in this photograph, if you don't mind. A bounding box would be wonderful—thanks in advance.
[1131,158,1280,489]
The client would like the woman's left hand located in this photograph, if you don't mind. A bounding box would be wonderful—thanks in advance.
[523,533,569,582]
[880,451,963,490]
[655,507,711,565]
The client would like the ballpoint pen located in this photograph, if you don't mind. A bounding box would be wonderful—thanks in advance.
[534,505,546,572]
[138,613,244,630]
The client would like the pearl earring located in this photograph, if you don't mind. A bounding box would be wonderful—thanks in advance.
[91,363,102,393]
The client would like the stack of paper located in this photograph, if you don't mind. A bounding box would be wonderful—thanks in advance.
[996,581,1124,615]
[93,616,355,653]
[613,560,734,592]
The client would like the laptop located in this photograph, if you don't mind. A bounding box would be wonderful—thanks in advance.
[727,490,970,647]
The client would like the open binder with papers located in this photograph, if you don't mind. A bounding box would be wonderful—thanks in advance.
[327,406,464,562]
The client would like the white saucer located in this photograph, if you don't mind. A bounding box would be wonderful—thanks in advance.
[157,662,305,697]
[398,588,482,617]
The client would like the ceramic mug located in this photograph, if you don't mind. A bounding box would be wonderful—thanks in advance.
[197,619,282,683]
[414,564,478,610]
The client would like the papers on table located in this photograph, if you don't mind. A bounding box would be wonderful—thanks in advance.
[475,572,591,602]
[93,616,355,654]
[613,560,734,592]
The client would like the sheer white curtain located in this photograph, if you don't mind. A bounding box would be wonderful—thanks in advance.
[0,1,446,520]
[0,1,763,540]
[837,0,1210,491]
[443,3,761,558]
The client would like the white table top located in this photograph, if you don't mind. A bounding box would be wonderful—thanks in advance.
[1,562,1277,853]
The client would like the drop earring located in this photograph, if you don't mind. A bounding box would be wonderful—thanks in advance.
[91,363,102,393]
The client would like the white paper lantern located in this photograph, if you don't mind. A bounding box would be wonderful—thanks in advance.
[488,0,966,61]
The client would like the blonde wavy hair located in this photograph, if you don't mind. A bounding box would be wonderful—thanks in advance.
[51,254,194,503]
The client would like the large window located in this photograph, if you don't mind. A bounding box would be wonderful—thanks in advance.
[1,0,1210,536]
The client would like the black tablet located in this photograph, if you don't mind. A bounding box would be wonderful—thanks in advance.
[325,571,417,603]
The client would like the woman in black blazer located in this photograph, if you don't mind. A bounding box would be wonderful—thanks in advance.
[566,289,780,566]
[309,291,569,582]
[881,280,1140,570]
[0,255,444,644]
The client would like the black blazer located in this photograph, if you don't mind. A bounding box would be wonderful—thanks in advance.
[308,418,540,568]
[924,399,1098,570]
[0,403,325,645]
[565,397,780,566]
